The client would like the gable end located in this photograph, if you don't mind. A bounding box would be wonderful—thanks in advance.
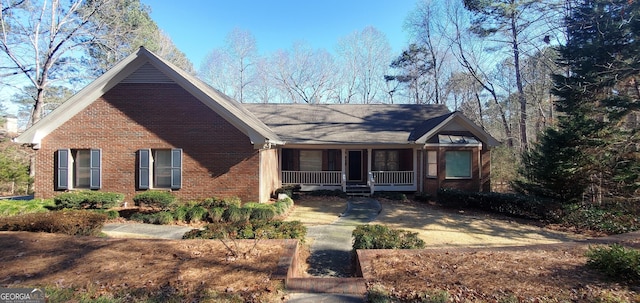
[122,62,175,84]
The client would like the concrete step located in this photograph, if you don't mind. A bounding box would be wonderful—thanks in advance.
[286,277,367,295]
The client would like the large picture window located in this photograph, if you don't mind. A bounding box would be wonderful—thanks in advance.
[445,150,472,178]
[138,148,182,189]
[56,149,101,190]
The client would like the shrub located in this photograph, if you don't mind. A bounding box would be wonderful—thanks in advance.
[223,206,251,222]
[274,185,300,199]
[183,220,306,241]
[201,196,241,208]
[155,211,175,225]
[413,192,432,202]
[561,201,640,234]
[94,209,120,219]
[53,191,124,210]
[244,203,277,221]
[436,188,558,221]
[274,196,294,216]
[208,207,225,222]
[0,210,107,236]
[173,204,190,222]
[586,244,640,282]
[133,191,175,209]
[186,205,207,223]
[308,189,347,197]
[373,191,407,201]
[250,207,276,221]
[352,224,425,250]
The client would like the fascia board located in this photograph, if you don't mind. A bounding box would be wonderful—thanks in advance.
[14,52,148,145]
[415,113,500,147]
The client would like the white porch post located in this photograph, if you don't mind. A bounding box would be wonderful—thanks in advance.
[367,148,372,175]
[341,148,346,192]
[417,148,422,192]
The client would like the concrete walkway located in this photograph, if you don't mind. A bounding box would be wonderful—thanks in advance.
[305,197,381,277]
[102,223,194,239]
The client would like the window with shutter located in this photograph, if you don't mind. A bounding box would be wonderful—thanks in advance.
[56,149,101,190]
[138,148,182,190]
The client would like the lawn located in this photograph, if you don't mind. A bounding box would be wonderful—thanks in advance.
[0,198,53,216]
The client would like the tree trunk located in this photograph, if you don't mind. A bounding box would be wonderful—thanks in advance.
[511,13,528,150]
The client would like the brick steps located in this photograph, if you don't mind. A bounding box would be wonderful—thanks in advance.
[286,277,367,295]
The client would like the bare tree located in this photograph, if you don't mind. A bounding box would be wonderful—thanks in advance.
[199,49,233,95]
[270,42,335,104]
[335,26,392,104]
[406,0,455,105]
[0,0,186,127]
[224,28,257,103]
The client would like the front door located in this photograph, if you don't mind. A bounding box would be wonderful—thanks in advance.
[347,150,363,182]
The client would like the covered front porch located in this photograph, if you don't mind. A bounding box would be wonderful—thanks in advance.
[280,147,418,194]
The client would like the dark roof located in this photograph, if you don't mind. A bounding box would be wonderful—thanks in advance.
[408,112,456,141]
[243,103,451,145]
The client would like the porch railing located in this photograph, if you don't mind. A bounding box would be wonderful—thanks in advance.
[371,171,414,185]
[282,171,342,185]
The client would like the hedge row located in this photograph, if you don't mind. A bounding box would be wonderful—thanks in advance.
[0,210,107,236]
[131,196,295,225]
[183,219,306,241]
[437,188,558,220]
[53,191,124,210]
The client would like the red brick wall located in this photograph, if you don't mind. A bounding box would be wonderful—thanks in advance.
[34,83,262,203]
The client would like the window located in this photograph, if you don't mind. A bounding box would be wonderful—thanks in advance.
[299,150,322,171]
[445,150,472,178]
[56,149,101,190]
[373,150,399,171]
[138,148,182,189]
[427,150,437,178]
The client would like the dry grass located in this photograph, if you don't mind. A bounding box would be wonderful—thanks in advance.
[372,199,585,248]
[283,195,347,225]
[364,239,640,302]
[0,232,287,302]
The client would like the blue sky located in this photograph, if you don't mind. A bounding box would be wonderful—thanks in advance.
[141,0,419,67]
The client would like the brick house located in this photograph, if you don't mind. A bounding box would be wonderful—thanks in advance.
[15,48,499,203]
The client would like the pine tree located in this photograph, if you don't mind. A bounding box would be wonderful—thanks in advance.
[514,0,640,202]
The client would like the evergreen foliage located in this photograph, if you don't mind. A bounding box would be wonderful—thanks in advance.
[515,0,640,203]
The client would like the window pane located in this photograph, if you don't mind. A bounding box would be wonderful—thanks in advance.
[154,150,172,188]
[445,151,471,178]
[299,150,322,171]
[387,151,399,171]
[74,150,91,188]
[372,151,382,171]
[427,151,437,177]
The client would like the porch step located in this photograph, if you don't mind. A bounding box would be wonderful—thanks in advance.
[345,185,371,196]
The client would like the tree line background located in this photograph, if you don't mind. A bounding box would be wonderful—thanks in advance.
[0,0,637,209]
